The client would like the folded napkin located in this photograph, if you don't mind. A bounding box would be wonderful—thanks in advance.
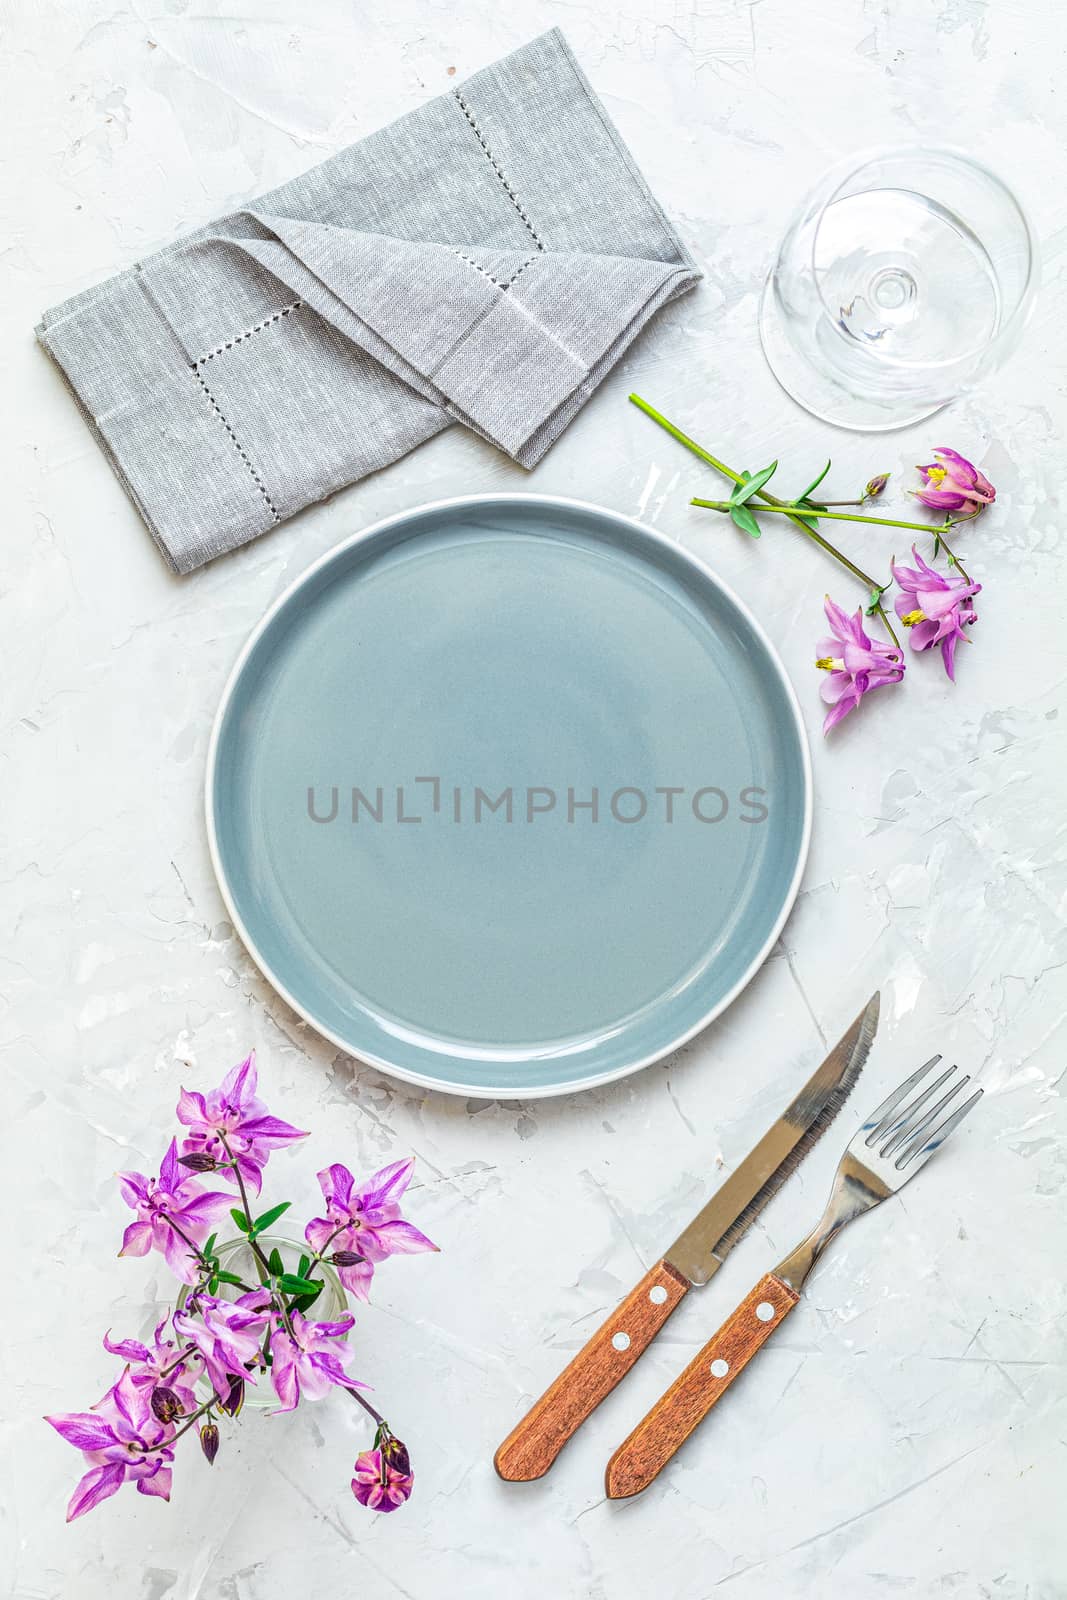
[38,29,699,574]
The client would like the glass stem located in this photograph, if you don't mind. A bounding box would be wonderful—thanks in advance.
[630,394,903,655]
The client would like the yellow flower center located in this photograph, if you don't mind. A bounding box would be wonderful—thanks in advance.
[924,465,947,485]
[815,656,843,671]
[900,609,925,627]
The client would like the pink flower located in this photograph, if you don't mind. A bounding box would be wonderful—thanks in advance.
[268,1310,366,1413]
[117,1139,232,1285]
[177,1051,307,1198]
[103,1318,197,1419]
[351,1447,414,1512]
[45,1368,175,1521]
[172,1292,273,1396]
[912,448,995,515]
[815,596,905,733]
[304,1159,438,1301]
[892,547,981,681]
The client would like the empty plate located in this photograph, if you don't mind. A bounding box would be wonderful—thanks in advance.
[207,496,811,1097]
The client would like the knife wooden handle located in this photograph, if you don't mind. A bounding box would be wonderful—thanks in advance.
[494,1260,690,1481]
[604,1272,799,1498]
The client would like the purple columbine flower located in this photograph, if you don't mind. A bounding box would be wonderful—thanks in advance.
[45,1368,176,1521]
[268,1310,366,1413]
[103,1318,198,1418]
[912,448,996,515]
[815,596,905,734]
[892,547,981,681]
[117,1139,232,1286]
[172,1292,273,1395]
[304,1159,438,1301]
[177,1051,307,1198]
[351,1447,415,1512]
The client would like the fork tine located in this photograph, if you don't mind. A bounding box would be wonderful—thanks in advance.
[897,1086,984,1169]
[878,1066,957,1157]
[863,1055,942,1147]
[883,1072,970,1159]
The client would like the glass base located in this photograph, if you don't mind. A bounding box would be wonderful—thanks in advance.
[758,275,949,433]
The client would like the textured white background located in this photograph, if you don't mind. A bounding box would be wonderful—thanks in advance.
[3,2,1066,1596]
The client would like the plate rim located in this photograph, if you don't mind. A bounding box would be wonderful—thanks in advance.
[205,493,813,1100]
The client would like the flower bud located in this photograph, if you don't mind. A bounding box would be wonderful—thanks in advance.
[865,472,890,498]
[219,1376,245,1418]
[331,1250,366,1267]
[199,1422,220,1465]
[381,1433,411,1476]
[178,1152,218,1171]
[150,1386,183,1424]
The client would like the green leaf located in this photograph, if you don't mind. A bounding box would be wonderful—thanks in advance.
[864,582,890,617]
[251,1201,291,1235]
[216,1271,246,1288]
[230,1209,251,1234]
[294,1283,324,1313]
[268,1247,284,1277]
[203,1233,218,1259]
[798,459,831,502]
[208,1274,219,1294]
[788,498,821,530]
[729,503,762,538]
[731,461,778,506]
[278,1273,321,1296]
[298,1254,311,1280]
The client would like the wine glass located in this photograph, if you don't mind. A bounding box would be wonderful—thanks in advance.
[758,146,1037,431]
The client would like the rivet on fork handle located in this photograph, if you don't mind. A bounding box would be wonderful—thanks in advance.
[604,1273,798,1499]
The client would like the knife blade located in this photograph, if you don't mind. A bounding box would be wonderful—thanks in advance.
[494,993,879,1482]
[665,991,880,1286]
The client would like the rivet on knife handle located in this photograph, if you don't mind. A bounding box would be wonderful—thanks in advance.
[604,1273,798,1499]
[494,1260,689,1481]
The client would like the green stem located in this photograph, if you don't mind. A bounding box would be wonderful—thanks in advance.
[345,1385,385,1427]
[932,520,974,585]
[157,1342,199,1381]
[698,493,978,587]
[630,394,902,655]
[629,393,743,483]
[307,1219,350,1266]
[162,1213,212,1276]
[130,1392,223,1452]
[280,1220,366,1324]
[217,1134,298,1337]
[692,500,961,536]
[217,1136,273,1278]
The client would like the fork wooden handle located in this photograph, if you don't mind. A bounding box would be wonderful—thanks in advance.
[605,1272,799,1498]
[494,1260,690,1481]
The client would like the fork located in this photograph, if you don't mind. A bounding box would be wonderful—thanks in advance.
[604,1057,983,1498]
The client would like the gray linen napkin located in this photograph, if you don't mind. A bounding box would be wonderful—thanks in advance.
[37,29,699,574]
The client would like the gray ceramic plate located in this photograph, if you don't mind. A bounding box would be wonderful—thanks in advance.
[207,496,811,1098]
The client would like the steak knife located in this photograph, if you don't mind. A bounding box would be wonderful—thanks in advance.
[494,994,879,1481]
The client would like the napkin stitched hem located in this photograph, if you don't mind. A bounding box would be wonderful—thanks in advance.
[37,28,701,574]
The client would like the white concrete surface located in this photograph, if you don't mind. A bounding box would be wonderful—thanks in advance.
[3,3,1065,1596]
